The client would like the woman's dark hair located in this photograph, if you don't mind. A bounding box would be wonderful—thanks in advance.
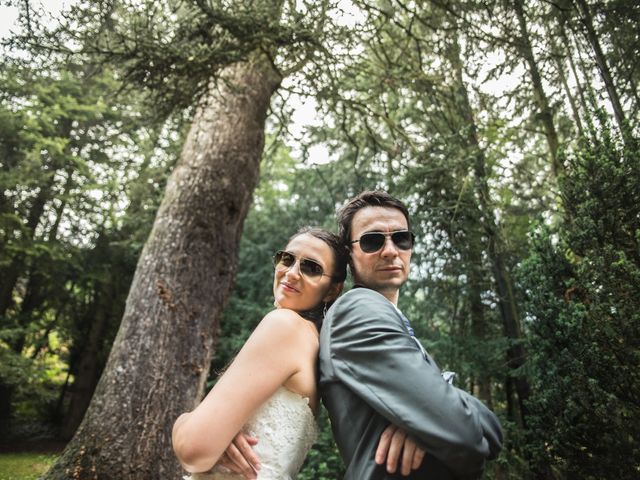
[290,226,348,282]
[286,226,348,329]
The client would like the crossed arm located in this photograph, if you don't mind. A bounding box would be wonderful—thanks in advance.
[172,310,310,473]
[328,289,503,478]
[219,424,426,479]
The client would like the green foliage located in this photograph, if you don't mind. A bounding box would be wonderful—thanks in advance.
[0,341,63,431]
[519,127,640,479]
[298,407,345,479]
[0,53,180,432]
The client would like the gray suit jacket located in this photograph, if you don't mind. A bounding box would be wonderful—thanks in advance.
[319,288,503,480]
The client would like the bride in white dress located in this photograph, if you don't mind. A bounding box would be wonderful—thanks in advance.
[172,227,347,479]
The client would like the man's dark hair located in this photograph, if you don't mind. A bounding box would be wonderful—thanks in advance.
[337,190,410,248]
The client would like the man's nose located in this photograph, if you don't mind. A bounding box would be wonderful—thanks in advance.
[380,235,399,257]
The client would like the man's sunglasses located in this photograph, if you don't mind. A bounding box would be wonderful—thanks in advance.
[273,250,330,280]
[350,230,415,253]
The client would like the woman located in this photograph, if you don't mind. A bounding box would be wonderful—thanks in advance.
[172,227,348,479]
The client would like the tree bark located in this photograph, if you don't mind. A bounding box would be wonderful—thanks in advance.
[43,54,281,479]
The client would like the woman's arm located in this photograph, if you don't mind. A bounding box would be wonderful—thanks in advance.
[172,309,306,473]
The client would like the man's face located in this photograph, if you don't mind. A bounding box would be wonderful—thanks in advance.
[349,206,411,302]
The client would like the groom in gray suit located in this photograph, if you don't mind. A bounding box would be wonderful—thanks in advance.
[319,190,503,479]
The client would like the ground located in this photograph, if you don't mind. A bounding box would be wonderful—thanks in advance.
[0,440,64,480]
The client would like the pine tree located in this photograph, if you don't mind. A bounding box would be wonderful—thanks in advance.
[519,126,640,478]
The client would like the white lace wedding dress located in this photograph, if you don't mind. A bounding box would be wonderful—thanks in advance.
[187,387,318,480]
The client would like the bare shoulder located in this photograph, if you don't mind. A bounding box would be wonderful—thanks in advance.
[255,309,318,344]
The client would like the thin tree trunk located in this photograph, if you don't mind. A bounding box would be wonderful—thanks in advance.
[0,178,52,318]
[10,169,75,353]
[43,54,281,479]
[0,113,71,318]
[513,0,562,178]
[11,270,47,353]
[47,169,72,243]
[612,40,640,117]
[575,0,627,131]
[563,23,591,116]
[448,30,530,427]
[467,248,493,407]
[0,174,58,420]
[550,24,584,137]
[60,302,109,440]
[485,234,530,427]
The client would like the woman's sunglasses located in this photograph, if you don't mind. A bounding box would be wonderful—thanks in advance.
[273,250,330,280]
[350,230,415,253]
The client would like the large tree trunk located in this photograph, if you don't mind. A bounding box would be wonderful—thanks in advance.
[43,54,281,479]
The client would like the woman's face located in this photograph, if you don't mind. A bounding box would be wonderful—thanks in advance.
[273,233,337,312]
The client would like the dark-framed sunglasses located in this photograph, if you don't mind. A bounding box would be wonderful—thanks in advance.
[350,230,415,253]
[273,250,331,280]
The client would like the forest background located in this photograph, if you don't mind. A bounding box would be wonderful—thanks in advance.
[0,0,638,479]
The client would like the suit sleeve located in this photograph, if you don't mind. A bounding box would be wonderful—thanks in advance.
[328,289,503,478]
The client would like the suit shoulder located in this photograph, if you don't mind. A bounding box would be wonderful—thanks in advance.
[329,288,400,330]
[334,287,391,308]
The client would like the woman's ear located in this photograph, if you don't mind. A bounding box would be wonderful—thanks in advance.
[323,282,344,303]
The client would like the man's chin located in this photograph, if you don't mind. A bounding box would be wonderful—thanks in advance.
[354,273,407,291]
[371,278,406,292]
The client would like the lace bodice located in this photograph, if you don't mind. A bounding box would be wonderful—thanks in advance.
[187,387,318,480]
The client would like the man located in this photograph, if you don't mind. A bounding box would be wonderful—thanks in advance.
[319,190,503,479]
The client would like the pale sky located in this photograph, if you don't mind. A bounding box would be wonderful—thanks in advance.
[0,1,71,39]
[0,0,332,164]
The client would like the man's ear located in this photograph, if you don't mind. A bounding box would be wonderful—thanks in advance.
[323,282,344,303]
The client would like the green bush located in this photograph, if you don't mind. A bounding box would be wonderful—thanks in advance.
[519,128,640,479]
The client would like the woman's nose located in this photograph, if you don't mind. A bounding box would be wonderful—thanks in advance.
[284,260,302,278]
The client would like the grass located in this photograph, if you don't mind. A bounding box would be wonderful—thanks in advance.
[0,452,57,480]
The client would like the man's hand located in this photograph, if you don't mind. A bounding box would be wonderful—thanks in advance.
[217,432,261,479]
[375,424,425,476]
